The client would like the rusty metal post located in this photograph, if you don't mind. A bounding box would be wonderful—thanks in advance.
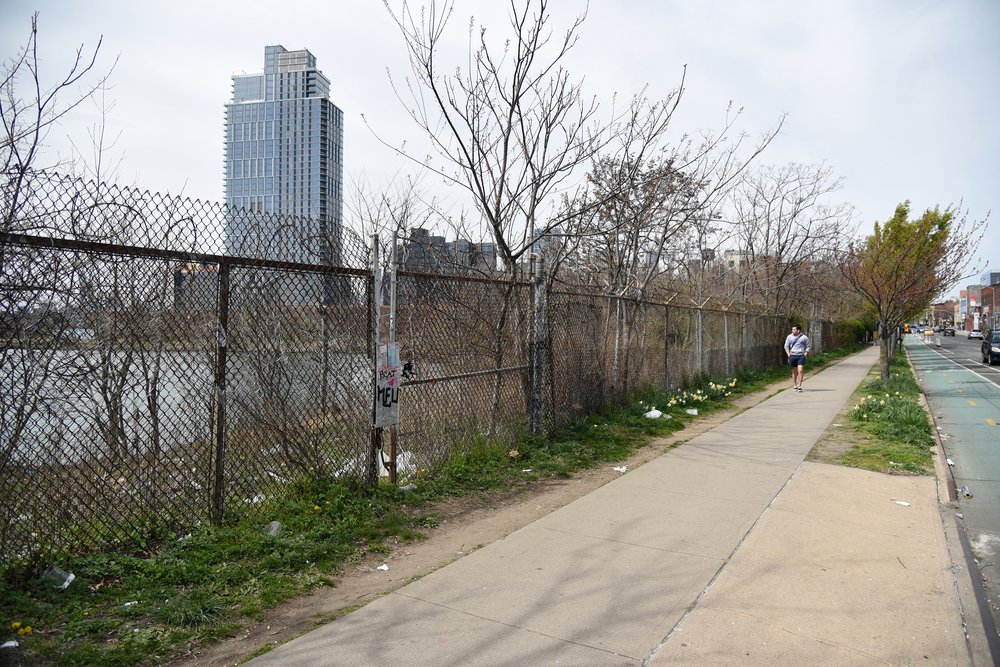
[367,235,382,487]
[387,232,398,484]
[663,304,671,391]
[210,260,230,524]
[724,310,731,377]
[530,258,547,434]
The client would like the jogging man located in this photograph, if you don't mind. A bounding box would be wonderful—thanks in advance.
[784,324,811,392]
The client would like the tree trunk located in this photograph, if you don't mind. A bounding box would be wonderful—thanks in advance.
[879,324,891,381]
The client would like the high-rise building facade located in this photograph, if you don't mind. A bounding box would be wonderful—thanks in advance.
[224,45,344,266]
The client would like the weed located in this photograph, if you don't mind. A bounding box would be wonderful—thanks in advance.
[839,351,934,473]
[0,344,862,665]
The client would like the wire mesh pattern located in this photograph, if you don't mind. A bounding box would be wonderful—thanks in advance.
[1,171,372,569]
[392,273,532,466]
[2,170,851,570]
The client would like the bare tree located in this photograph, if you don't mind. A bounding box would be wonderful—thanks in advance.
[552,108,782,392]
[726,162,855,315]
[1,16,112,558]
[381,0,692,429]
[2,13,113,231]
[382,0,682,275]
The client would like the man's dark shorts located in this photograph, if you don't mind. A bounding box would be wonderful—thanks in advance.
[789,354,806,368]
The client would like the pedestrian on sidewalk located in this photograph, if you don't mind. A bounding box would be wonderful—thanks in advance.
[784,324,811,392]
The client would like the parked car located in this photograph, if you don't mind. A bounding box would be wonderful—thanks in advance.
[969,328,984,340]
[942,327,955,336]
[983,331,1000,365]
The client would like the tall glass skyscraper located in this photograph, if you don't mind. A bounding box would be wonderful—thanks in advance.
[224,45,344,267]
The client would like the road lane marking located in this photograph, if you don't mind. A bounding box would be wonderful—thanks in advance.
[988,419,997,427]
[969,400,978,407]
[908,343,1000,390]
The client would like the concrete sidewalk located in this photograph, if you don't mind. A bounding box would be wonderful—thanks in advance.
[250,346,989,666]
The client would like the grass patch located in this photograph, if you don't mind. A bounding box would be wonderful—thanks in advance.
[837,349,935,474]
[0,481,423,666]
[1,344,862,665]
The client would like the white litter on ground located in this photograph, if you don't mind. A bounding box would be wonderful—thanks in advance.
[613,466,627,473]
[643,409,662,419]
[894,501,911,507]
[377,563,389,571]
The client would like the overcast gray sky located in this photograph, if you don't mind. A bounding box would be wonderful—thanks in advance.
[2,0,997,296]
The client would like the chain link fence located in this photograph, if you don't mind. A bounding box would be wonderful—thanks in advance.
[2,171,852,570]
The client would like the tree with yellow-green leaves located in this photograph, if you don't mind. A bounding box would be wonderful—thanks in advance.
[842,201,985,380]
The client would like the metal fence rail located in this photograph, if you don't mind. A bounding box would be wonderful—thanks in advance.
[1,171,853,569]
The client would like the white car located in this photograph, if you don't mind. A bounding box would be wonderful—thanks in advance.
[969,329,984,340]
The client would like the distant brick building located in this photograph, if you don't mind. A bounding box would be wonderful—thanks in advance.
[931,299,958,326]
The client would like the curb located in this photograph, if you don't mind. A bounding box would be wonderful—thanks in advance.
[906,341,1000,665]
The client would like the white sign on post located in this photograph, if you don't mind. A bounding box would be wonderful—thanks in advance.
[375,342,401,427]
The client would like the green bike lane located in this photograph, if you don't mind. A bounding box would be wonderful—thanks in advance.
[904,335,1000,635]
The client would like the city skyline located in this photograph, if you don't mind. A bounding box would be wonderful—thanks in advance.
[1,1,997,293]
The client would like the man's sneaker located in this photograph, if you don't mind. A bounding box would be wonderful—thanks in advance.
[795,386,802,392]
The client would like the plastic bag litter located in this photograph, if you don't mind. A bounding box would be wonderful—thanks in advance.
[43,566,75,590]
[613,466,627,473]
[377,563,389,571]
[334,449,418,479]
[685,408,698,416]
[643,409,663,419]
[894,501,911,507]
[266,520,282,537]
[1,641,17,650]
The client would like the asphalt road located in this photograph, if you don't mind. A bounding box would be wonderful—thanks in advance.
[903,332,1000,636]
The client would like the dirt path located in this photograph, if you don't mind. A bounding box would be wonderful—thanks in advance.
[171,377,799,666]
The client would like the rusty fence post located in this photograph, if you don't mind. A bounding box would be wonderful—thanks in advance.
[210,260,230,525]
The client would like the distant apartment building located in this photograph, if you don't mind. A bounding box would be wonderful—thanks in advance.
[398,228,498,304]
[965,285,983,331]
[224,46,345,304]
[982,272,1000,330]
[401,228,497,274]
[722,249,751,271]
[980,271,1000,286]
